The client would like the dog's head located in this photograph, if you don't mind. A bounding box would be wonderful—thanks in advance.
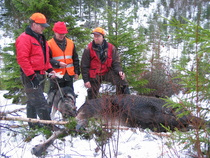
[57,89,77,120]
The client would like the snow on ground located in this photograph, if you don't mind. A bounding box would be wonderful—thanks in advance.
[0,80,194,158]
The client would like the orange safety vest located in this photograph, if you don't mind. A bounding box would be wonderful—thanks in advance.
[89,42,113,78]
[48,38,75,76]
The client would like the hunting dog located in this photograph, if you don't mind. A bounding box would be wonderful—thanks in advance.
[47,86,77,120]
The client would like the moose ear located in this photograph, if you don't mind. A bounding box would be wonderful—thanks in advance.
[65,93,75,99]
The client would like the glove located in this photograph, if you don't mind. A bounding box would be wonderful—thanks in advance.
[47,71,57,79]
[28,74,40,89]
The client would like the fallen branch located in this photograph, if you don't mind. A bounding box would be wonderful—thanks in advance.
[0,116,68,125]
[0,116,139,131]
[0,116,134,130]
[0,116,172,137]
[102,125,130,130]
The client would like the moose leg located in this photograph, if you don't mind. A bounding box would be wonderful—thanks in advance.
[31,129,67,157]
[50,106,57,120]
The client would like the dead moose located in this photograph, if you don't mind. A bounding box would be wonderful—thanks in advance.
[76,94,206,132]
[32,94,207,157]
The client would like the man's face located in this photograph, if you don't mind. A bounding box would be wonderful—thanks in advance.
[93,33,103,45]
[32,23,46,34]
[54,32,66,41]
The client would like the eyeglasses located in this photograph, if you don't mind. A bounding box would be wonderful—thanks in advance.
[35,23,44,27]
[94,34,102,38]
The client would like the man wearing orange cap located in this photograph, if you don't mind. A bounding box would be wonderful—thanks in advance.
[47,21,80,104]
[81,27,130,99]
[16,13,57,129]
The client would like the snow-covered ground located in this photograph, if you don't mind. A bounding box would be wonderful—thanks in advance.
[0,79,196,158]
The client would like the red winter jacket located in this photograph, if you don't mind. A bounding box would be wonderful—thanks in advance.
[16,27,52,76]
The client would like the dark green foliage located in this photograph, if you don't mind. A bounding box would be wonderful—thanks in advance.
[22,125,53,142]
[63,117,78,137]
[77,118,114,147]
[1,43,26,103]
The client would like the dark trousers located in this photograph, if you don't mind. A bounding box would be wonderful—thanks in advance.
[87,69,130,100]
[21,72,51,128]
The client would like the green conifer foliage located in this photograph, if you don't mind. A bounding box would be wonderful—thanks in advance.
[163,17,210,157]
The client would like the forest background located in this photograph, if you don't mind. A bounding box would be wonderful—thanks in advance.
[0,0,209,157]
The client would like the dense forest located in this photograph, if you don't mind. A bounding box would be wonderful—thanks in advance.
[0,0,209,157]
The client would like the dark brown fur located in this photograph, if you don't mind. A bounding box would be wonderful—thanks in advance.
[76,94,205,132]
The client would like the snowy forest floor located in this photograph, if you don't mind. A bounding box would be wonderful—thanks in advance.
[0,80,202,158]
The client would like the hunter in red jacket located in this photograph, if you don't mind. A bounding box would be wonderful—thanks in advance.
[16,13,56,130]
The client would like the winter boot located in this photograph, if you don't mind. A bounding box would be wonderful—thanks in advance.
[27,104,42,129]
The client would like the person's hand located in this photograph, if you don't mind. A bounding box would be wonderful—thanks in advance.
[48,71,57,79]
[119,71,125,80]
[29,74,40,89]
[84,81,91,88]
[74,74,79,80]
[59,62,67,68]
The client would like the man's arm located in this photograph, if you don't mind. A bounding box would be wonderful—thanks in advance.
[16,35,35,76]
[49,47,60,68]
[111,46,123,74]
[81,48,90,83]
[72,44,80,76]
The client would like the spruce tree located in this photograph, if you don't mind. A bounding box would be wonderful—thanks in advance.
[164,17,210,157]
[100,0,149,94]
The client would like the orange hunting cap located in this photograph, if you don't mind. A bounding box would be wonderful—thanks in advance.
[92,27,105,36]
[52,21,68,34]
[30,13,49,27]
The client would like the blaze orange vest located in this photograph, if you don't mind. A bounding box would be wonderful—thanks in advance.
[48,38,75,76]
[89,42,113,78]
